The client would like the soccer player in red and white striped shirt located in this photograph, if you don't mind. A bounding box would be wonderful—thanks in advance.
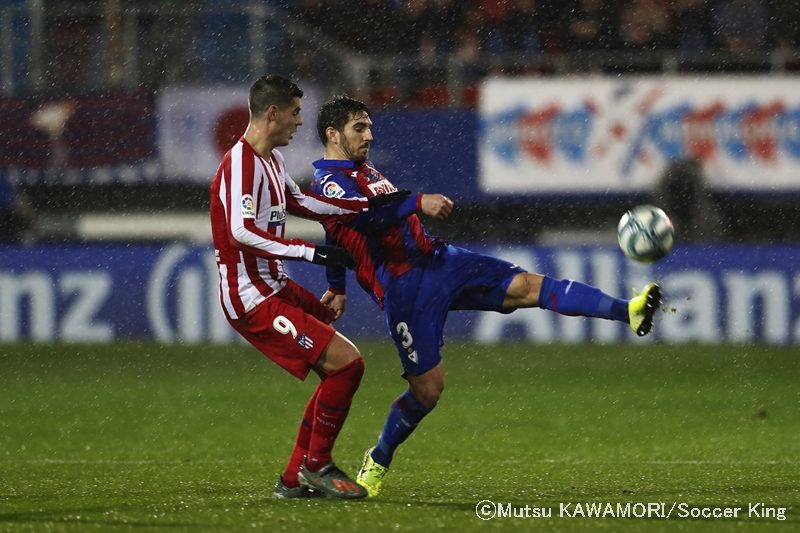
[210,75,398,500]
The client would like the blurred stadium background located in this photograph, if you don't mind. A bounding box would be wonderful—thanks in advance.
[2,1,800,530]
[1,0,799,344]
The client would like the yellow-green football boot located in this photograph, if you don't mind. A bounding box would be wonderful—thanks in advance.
[629,283,662,336]
[356,448,389,497]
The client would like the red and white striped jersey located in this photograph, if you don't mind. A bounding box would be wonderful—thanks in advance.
[210,137,368,320]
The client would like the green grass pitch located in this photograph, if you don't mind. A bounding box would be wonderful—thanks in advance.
[1,341,797,532]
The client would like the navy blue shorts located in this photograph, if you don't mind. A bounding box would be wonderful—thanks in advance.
[382,245,525,376]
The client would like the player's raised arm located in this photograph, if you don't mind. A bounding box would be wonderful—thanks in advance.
[284,176,366,222]
[312,172,421,233]
[343,188,449,232]
[284,172,411,223]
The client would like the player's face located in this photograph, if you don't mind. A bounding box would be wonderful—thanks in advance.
[339,112,373,164]
[271,97,303,147]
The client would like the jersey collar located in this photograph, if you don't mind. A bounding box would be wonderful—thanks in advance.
[313,158,355,170]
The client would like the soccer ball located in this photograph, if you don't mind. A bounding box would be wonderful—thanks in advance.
[617,205,675,263]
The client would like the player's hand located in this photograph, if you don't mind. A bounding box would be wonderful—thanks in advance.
[310,245,355,269]
[368,189,412,208]
[421,194,453,220]
[321,290,347,321]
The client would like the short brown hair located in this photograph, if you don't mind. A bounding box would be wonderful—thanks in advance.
[248,75,303,116]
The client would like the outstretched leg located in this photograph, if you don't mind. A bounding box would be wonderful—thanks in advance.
[502,272,661,335]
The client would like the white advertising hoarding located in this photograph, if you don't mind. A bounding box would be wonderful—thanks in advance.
[157,85,321,182]
[479,76,800,194]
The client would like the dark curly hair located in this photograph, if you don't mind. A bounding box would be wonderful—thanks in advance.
[316,96,371,145]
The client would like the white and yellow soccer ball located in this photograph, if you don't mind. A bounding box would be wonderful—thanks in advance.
[617,205,675,263]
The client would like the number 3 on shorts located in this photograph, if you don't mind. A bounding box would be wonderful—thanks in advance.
[273,316,298,338]
[395,321,413,348]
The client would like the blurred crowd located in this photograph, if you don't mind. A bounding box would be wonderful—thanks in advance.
[12,0,798,102]
[284,0,799,105]
[294,0,795,57]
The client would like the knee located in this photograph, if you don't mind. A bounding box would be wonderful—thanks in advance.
[345,355,365,380]
[318,333,363,375]
[411,377,444,408]
[327,355,364,385]
[341,344,362,366]
[336,348,364,378]
[507,272,542,306]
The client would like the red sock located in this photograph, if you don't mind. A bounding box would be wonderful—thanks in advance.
[306,358,365,471]
[280,385,320,487]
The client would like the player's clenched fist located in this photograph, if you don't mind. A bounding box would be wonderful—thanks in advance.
[421,194,454,220]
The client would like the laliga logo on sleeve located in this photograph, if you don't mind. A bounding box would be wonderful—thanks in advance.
[323,181,346,198]
[241,194,256,219]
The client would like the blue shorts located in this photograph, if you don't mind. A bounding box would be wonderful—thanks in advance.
[383,245,525,377]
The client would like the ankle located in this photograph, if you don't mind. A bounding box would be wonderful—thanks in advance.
[305,456,331,472]
[280,474,300,488]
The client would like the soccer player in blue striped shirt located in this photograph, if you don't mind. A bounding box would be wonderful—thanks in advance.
[310,96,661,497]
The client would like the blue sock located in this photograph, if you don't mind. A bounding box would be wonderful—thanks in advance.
[370,389,432,468]
[538,276,629,323]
